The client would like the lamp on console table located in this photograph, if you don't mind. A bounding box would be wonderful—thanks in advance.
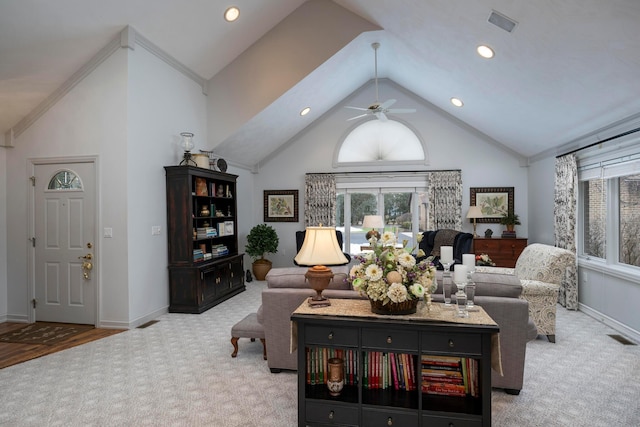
[294,226,349,308]
[362,215,384,241]
[466,205,483,238]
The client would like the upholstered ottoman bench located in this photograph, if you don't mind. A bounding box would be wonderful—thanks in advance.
[231,312,266,360]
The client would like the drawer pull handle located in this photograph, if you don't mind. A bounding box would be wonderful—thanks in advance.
[448,339,454,348]
[328,411,334,420]
[328,332,334,340]
[449,423,455,427]
[387,417,393,426]
[386,336,392,344]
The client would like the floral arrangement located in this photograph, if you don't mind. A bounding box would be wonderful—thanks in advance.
[476,253,496,266]
[348,232,437,305]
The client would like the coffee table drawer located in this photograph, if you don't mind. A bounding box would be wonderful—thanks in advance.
[306,325,358,347]
[306,400,359,426]
[362,407,419,427]
[421,332,481,355]
[362,328,418,352]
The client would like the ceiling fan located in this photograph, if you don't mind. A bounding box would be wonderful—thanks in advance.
[345,42,416,122]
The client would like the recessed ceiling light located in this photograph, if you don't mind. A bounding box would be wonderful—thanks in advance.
[224,6,240,22]
[477,45,495,59]
[300,107,311,116]
[450,98,464,107]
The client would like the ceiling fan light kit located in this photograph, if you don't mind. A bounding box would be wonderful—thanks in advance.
[345,42,416,122]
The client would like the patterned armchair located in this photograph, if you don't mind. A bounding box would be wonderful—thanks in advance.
[476,243,576,343]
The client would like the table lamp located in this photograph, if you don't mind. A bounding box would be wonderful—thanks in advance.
[362,215,384,241]
[294,226,349,307]
[466,205,483,237]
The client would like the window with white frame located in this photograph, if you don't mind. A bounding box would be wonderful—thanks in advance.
[579,149,640,268]
[335,173,429,255]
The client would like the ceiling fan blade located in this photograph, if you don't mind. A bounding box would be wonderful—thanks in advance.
[347,113,369,121]
[379,99,397,109]
[375,111,388,121]
[345,106,369,111]
[387,108,416,114]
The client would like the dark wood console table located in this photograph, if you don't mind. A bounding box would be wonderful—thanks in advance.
[291,299,499,426]
[473,237,527,268]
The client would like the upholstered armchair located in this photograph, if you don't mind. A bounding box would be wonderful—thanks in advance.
[476,243,576,343]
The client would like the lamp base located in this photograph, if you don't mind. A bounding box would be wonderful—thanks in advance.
[305,265,334,308]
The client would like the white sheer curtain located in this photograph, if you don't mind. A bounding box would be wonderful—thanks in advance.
[554,154,578,309]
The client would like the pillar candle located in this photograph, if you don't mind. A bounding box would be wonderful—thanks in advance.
[454,265,468,283]
[463,254,476,270]
[440,246,453,263]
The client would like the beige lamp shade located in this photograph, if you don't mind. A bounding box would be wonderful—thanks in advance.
[362,215,384,228]
[466,206,483,219]
[294,227,348,266]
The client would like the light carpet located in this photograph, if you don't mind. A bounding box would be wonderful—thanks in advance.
[0,281,638,426]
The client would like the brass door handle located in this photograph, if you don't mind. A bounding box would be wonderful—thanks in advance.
[79,254,93,279]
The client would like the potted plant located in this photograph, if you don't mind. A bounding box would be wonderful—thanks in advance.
[245,224,279,280]
[499,213,521,232]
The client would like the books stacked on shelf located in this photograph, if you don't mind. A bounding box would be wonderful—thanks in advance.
[193,249,204,262]
[361,351,417,391]
[305,348,358,387]
[421,355,478,397]
[203,253,213,261]
[196,227,217,239]
[211,244,229,257]
[501,230,517,238]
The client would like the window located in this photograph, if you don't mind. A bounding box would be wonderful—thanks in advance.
[47,170,83,190]
[579,153,640,268]
[335,173,429,254]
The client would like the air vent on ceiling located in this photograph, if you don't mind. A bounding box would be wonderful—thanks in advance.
[488,10,518,33]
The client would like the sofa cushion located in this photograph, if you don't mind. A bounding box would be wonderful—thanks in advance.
[265,266,351,290]
[434,271,522,298]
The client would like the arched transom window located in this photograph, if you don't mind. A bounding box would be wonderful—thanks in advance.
[48,170,83,190]
[335,119,427,166]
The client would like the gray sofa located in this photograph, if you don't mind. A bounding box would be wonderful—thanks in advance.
[258,266,535,395]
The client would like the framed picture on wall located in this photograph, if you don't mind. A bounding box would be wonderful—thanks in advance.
[264,190,299,222]
[470,187,514,223]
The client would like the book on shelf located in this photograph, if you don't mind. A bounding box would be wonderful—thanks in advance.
[196,227,217,239]
[501,230,517,238]
[195,177,208,196]
[421,355,479,397]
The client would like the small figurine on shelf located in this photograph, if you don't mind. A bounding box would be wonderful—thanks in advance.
[216,185,225,197]
[200,205,210,217]
[215,210,224,217]
[227,207,232,217]
[484,228,493,238]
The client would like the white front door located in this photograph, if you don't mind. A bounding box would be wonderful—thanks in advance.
[33,161,96,324]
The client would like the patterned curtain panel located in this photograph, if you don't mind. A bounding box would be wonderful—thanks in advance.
[304,174,336,227]
[426,171,462,231]
[554,154,578,310]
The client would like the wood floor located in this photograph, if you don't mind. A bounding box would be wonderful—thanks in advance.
[0,322,124,369]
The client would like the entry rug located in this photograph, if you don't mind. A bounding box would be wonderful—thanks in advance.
[0,322,94,345]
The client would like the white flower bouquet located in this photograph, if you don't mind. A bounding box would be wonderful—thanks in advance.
[348,232,437,307]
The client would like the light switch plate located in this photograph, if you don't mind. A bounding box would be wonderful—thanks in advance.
[152,226,161,235]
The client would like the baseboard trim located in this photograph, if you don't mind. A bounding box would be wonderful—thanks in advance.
[579,303,640,344]
[97,306,168,330]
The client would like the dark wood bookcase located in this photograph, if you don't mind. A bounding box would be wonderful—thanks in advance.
[164,166,245,313]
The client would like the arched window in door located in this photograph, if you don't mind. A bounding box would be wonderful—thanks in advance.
[334,119,428,167]
[47,170,83,190]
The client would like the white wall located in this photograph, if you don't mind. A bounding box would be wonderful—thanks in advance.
[0,145,7,321]
[5,49,129,324]
[249,80,529,268]
[126,46,208,326]
[527,156,556,245]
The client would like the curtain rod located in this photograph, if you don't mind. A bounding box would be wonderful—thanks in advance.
[305,169,461,175]
[556,126,640,158]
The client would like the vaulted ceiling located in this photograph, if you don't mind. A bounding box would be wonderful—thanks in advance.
[1,0,639,167]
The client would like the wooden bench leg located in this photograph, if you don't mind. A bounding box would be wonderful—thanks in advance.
[231,337,239,357]
[260,338,267,360]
